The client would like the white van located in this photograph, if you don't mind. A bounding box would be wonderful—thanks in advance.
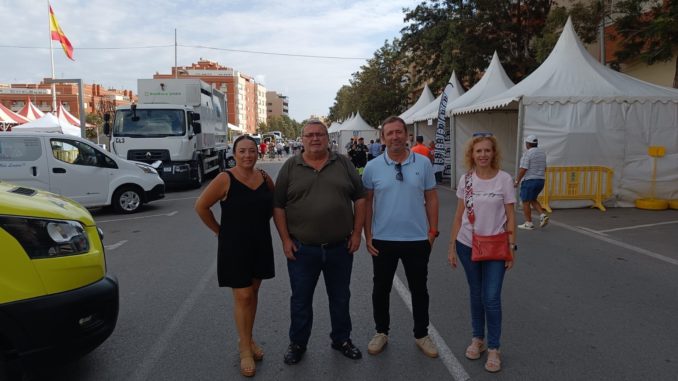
[0,132,165,213]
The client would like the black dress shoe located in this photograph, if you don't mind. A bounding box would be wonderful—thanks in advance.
[331,339,362,360]
[284,343,306,365]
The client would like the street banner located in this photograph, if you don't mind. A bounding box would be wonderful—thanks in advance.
[435,83,452,179]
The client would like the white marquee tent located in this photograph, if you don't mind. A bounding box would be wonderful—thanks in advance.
[400,84,435,125]
[447,51,515,181]
[332,112,379,154]
[450,18,678,205]
[12,113,81,137]
[410,71,466,145]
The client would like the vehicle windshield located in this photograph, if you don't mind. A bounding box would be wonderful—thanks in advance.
[113,109,185,137]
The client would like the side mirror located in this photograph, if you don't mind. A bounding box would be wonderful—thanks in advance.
[192,122,202,134]
[103,113,111,122]
[103,122,110,136]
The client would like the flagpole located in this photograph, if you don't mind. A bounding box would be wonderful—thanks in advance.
[48,1,57,113]
[174,28,178,78]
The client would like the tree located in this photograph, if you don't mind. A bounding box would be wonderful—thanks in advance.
[328,39,409,126]
[263,115,301,138]
[400,0,552,92]
[533,2,604,63]
[612,0,678,87]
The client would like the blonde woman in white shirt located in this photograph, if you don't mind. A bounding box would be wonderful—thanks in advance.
[448,133,516,373]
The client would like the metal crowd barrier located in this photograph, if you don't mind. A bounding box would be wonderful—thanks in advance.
[538,166,614,212]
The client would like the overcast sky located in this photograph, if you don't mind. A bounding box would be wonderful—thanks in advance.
[0,0,420,121]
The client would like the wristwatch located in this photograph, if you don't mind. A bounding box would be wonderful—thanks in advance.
[509,243,518,251]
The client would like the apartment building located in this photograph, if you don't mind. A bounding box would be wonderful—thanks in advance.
[154,59,269,133]
[266,91,289,118]
[0,81,134,118]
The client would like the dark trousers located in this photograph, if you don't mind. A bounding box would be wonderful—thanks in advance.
[371,239,431,339]
[287,240,353,346]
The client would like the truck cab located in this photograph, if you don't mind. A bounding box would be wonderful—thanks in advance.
[107,79,229,187]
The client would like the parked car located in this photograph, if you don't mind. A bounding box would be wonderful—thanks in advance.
[0,132,165,213]
[0,181,119,379]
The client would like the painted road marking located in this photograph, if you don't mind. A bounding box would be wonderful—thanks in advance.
[393,276,470,381]
[97,210,178,224]
[551,220,678,266]
[104,240,127,251]
[154,196,199,203]
[598,220,678,233]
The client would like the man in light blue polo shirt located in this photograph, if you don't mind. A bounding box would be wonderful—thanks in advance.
[362,115,440,358]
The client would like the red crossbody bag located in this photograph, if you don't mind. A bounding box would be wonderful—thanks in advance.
[464,171,513,262]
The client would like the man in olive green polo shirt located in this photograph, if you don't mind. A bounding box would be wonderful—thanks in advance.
[273,120,366,365]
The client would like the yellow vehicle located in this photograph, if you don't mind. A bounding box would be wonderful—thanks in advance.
[0,181,119,379]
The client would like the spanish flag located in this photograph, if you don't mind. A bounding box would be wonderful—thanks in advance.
[49,3,74,60]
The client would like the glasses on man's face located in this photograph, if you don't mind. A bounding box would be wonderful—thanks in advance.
[303,132,327,139]
[472,132,494,137]
[395,163,403,181]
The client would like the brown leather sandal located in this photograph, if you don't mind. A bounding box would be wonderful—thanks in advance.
[484,349,501,373]
[465,338,487,360]
[251,341,264,361]
[239,350,256,377]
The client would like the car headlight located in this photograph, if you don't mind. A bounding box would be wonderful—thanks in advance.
[0,216,90,259]
[136,163,158,174]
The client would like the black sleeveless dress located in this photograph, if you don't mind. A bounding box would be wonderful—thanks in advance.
[217,171,274,288]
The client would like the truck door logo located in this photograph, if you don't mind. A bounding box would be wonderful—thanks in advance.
[115,137,125,144]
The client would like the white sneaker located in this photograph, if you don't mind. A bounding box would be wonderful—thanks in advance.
[539,213,550,227]
[367,333,388,355]
[518,222,535,230]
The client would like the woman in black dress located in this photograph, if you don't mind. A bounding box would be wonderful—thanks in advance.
[195,135,274,377]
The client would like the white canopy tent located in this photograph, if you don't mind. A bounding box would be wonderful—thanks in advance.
[451,18,678,205]
[447,52,515,182]
[400,84,435,125]
[333,112,379,154]
[410,71,466,144]
[12,113,81,137]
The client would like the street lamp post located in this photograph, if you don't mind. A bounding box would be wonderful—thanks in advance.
[44,78,87,139]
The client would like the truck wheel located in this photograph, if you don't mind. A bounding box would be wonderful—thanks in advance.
[193,161,204,188]
[226,156,236,169]
[112,186,143,214]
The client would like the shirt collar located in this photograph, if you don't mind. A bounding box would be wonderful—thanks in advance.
[383,148,415,166]
[294,150,337,166]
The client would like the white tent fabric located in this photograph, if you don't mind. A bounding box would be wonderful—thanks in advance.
[0,103,29,130]
[449,18,678,205]
[17,99,45,121]
[399,84,435,124]
[447,52,516,181]
[12,113,81,136]
[227,123,244,132]
[333,112,379,154]
[410,72,465,123]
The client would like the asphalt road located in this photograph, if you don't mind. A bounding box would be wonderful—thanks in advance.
[32,159,678,380]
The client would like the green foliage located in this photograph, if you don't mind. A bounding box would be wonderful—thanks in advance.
[400,0,552,90]
[533,2,604,63]
[261,115,302,138]
[612,0,678,87]
[329,39,409,127]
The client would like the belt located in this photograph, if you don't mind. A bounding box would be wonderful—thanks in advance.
[294,237,346,249]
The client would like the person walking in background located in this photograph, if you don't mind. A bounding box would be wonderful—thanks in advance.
[349,137,368,174]
[368,139,382,161]
[273,120,366,365]
[195,135,275,377]
[411,135,431,159]
[362,116,440,358]
[514,135,548,230]
[448,133,516,373]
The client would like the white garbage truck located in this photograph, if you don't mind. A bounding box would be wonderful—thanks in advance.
[104,79,232,187]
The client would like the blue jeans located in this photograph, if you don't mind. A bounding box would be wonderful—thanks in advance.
[455,240,506,349]
[287,240,353,346]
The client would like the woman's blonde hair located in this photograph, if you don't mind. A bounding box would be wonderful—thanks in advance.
[463,135,502,170]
